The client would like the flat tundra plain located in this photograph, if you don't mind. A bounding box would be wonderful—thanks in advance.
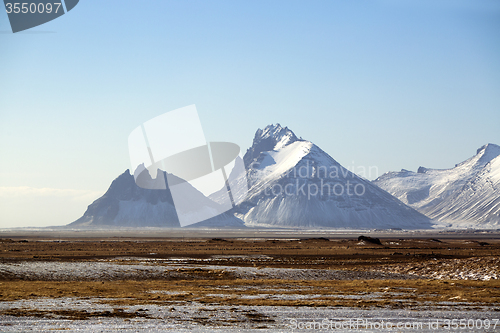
[0,231,499,332]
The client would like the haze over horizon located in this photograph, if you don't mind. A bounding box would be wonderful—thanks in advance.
[1,0,499,227]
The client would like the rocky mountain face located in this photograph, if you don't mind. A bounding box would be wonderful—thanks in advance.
[69,170,181,227]
[243,124,301,167]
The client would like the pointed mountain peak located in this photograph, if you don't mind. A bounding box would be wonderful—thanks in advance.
[476,143,500,156]
[244,124,302,167]
[474,143,500,166]
[417,166,428,174]
[255,123,298,146]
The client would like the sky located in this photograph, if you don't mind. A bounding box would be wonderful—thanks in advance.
[1,0,499,227]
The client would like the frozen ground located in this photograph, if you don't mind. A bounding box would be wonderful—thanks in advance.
[1,300,499,332]
[1,258,499,331]
[379,256,500,281]
[0,259,417,281]
[2,256,497,281]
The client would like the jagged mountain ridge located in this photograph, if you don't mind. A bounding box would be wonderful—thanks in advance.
[373,144,500,226]
[70,168,227,228]
[243,124,301,168]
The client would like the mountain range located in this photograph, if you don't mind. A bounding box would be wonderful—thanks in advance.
[70,124,498,229]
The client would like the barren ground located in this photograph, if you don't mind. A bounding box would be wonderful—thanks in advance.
[0,234,499,330]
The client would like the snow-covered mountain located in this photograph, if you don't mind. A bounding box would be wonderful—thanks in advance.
[228,124,432,229]
[373,144,500,227]
[69,168,225,227]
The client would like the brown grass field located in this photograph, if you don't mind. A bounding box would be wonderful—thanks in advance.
[0,236,499,321]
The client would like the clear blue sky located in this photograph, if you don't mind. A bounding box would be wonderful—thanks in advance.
[1,0,499,227]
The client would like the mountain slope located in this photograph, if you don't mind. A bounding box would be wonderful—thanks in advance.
[231,124,432,229]
[373,144,500,226]
[69,168,224,228]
